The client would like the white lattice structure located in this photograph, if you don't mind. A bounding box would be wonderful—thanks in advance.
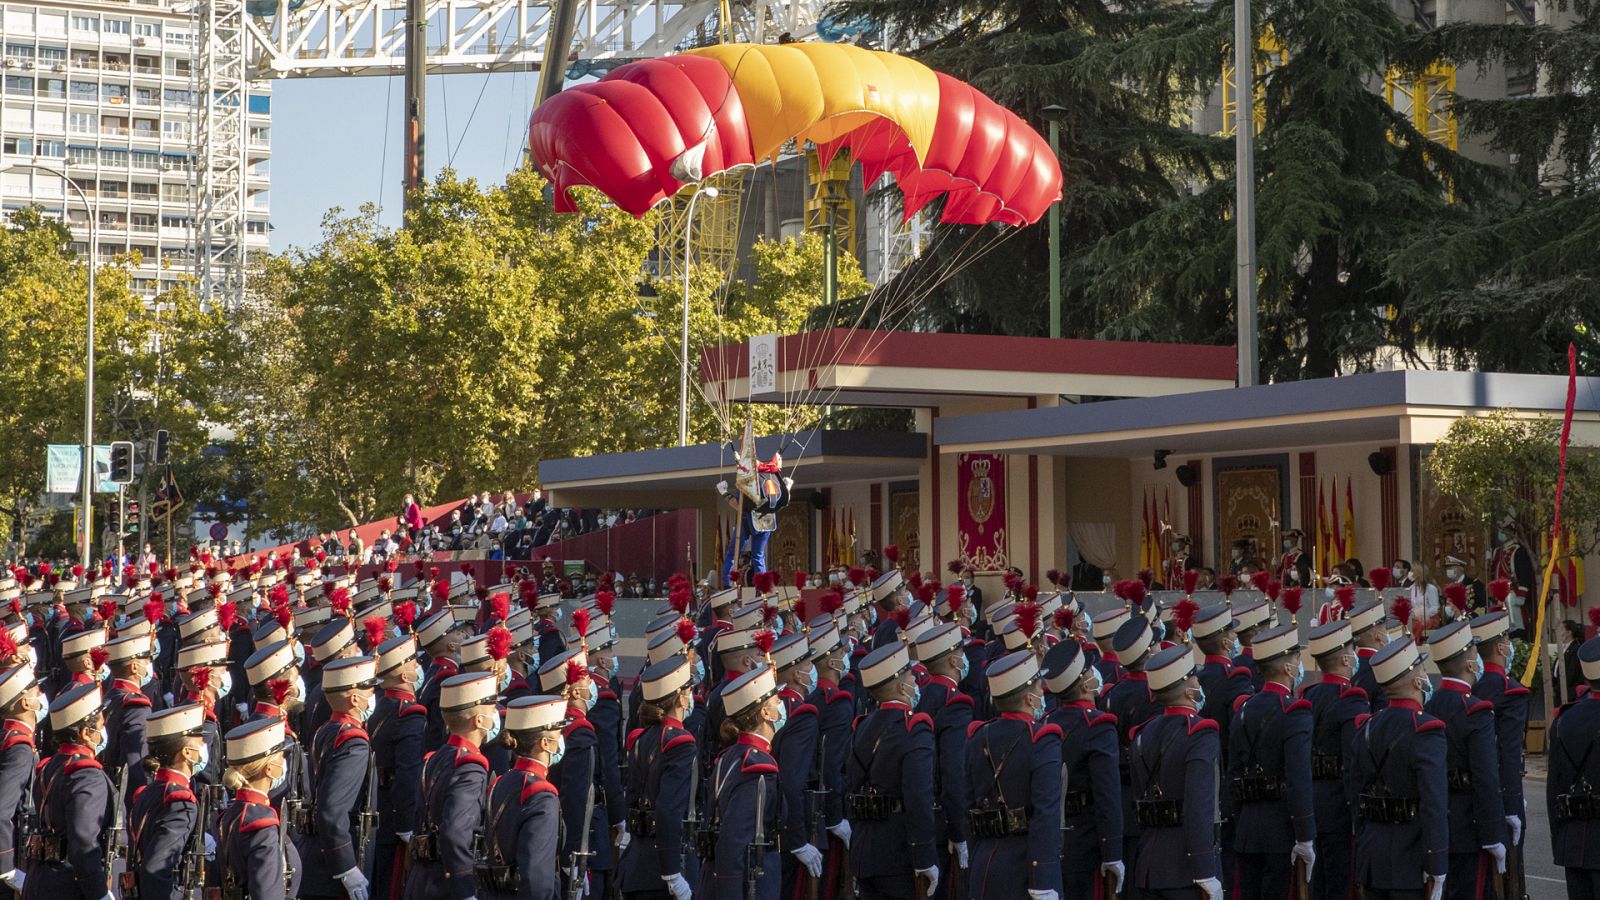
[193,0,256,308]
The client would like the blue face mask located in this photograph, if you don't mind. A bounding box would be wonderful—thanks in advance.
[587,680,600,707]
[195,742,210,772]
[548,734,566,767]
[771,701,788,734]
[219,670,234,697]
[269,768,287,793]
[692,657,706,685]
[1505,644,1516,671]
[1292,662,1305,688]
[957,653,970,683]
[803,665,818,695]
[483,709,503,745]
[1419,676,1434,703]
[1191,686,1207,710]
[140,666,154,687]
[909,685,922,708]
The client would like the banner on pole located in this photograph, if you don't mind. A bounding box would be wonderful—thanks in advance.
[748,334,778,396]
[45,445,78,494]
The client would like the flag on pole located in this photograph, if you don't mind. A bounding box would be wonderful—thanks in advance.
[1140,493,1152,574]
[1328,475,1344,561]
[1315,478,1331,578]
[1343,477,1358,563]
[149,466,183,517]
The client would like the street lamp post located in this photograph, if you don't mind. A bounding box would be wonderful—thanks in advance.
[680,185,719,447]
[3,160,96,566]
[1042,105,1067,340]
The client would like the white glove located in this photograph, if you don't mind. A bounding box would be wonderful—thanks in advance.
[950,840,968,870]
[1506,815,1522,845]
[1292,840,1315,880]
[204,830,217,860]
[0,869,23,890]
[1195,876,1223,900]
[338,866,371,900]
[1028,891,1059,900]
[613,824,631,853]
[783,477,794,490]
[1484,843,1506,874]
[661,873,693,900]
[100,894,114,900]
[792,843,823,878]
[1426,874,1445,900]
[1100,860,1125,894]
[914,866,939,896]
[715,480,729,496]
[396,830,414,843]
[827,818,852,848]
[164,692,174,707]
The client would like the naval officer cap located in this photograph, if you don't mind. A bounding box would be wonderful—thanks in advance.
[639,656,692,703]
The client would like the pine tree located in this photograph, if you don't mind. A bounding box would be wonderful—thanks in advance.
[1389,1,1600,373]
[823,0,1230,337]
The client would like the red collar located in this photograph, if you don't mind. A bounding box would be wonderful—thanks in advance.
[736,732,771,752]
[1484,663,1506,675]
[712,620,732,630]
[817,678,838,692]
[1238,647,1254,658]
[254,702,284,720]
[925,674,957,690]
[879,700,911,711]
[331,712,362,727]
[155,768,191,788]
[1357,647,1376,659]
[383,688,416,701]
[70,672,93,685]
[235,788,271,806]
[779,686,804,703]
[1162,706,1196,716]
[1389,698,1423,711]
[565,704,589,723]
[1262,681,1291,696]
[999,711,1034,722]
[113,678,141,693]
[1204,655,1231,665]
[513,757,549,778]
[1123,671,1148,682]
[57,742,94,757]
[1440,678,1472,694]
[1066,699,1096,710]
[3,720,33,736]
[1320,673,1351,685]
[447,734,481,753]
[664,717,685,730]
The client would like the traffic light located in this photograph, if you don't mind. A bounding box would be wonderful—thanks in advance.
[107,502,121,535]
[127,500,140,536]
[109,441,135,484]
[153,429,170,465]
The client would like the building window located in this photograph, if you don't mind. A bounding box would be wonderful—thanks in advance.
[36,140,65,158]
[39,78,65,98]
[131,150,160,170]
[2,137,33,156]
[70,80,96,101]
[70,14,98,33]
[133,22,160,39]
[4,75,33,97]
[102,84,128,103]
[67,147,96,166]
[103,18,131,36]
[5,44,35,63]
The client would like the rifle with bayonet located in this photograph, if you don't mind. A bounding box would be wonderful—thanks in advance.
[746,774,768,900]
[177,783,213,898]
[355,736,379,866]
[108,764,131,862]
[682,746,700,874]
[567,753,597,900]
[806,735,828,900]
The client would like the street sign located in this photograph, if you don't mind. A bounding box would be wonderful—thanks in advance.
[208,522,228,542]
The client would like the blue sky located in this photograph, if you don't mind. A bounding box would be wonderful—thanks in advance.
[268,69,543,251]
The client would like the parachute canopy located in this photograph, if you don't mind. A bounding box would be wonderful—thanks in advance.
[528,42,1063,227]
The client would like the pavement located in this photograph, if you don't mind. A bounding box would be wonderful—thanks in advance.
[1523,756,1568,900]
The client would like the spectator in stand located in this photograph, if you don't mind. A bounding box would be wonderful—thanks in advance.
[532,507,559,548]
[137,543,158,570]
[1558,619,1585,703]
[507,517,537,559]
[501,490,518,517]
[523,490,546,523]
[488,506,509,537]
[478,491,498,524]
[401,493,424,540]
[345,528,364,562]
[325,537,345,561]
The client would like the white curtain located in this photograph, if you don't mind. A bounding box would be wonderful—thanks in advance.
[1069,522,1118,570]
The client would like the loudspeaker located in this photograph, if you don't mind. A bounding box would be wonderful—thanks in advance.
[809,491,829,510]
[1175,465,1198,488]
[1368,451,1394,477]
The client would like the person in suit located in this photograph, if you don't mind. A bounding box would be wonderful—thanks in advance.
[1421,621,1506,900]
[1559,620,1587,704]
[1350,638,1448,900]
[1229,624,1316,900]
[1301,620,1370,900]
[1128,645,1223,900]
[1548,636,1600,900]
[846,642,939,900]
[1042,641,1124,900]
[479,695,565,900]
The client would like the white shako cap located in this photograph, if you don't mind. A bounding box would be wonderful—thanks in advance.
[225,716,286,766]
[1232,599,1270,631]
[806,621,841,659]
[640,656,692,703]
[859,641,912,690]
[911,622,962,663]
[986,648,1040,700]
[439,671,498,712]
[1347,600,1384,635]
[177,607,218,640]
[49,682,101,732]
[146,702,206,741]
[716,629,759,657]
[708,586,740,611]
[1469,610,1511,643]
[505,694,567,732]
[1191,604,1237,640]
[646,628,688,664]
[534,591,562,611]
[729,602,766,631]
[1580,636,1600,682]
[1424,619,1475,664]
[60,627,106,660]
[310,618,356,663]
[104,632,153,663]
[375,635,417,676]
[0,664,39,709]
[645,613,681,639]
[292,605,331,636]
[720,664,778,718]
[1092,606,1131,640]
[1306,620,1353,659]
[1111,617,1154,666]
[245,639,296,686]
[1370,637,1427,686]
[1146,644,1198,693]
[871,569,904,602]
[770,632,809,671]
[322,655,378,692]
[415,610,459,648]
[1250,623,1303,664]
[536,648,588,693]
[1041,641,1088,695]
[177,640,229,671]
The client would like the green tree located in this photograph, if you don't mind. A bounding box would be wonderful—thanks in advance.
[1427,410,1600,720]
[1389,2,1600,373]
[823,0,1228,337]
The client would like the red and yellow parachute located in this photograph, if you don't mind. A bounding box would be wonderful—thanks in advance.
[528,42,1063,227]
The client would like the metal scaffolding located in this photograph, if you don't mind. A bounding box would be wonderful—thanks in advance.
[194,0,253,309]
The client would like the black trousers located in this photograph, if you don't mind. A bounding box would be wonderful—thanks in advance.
[1310,832,1352,900]
[1445,850,1491,900]
[1234,851,1292,900]
[1567,868,1600,900]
